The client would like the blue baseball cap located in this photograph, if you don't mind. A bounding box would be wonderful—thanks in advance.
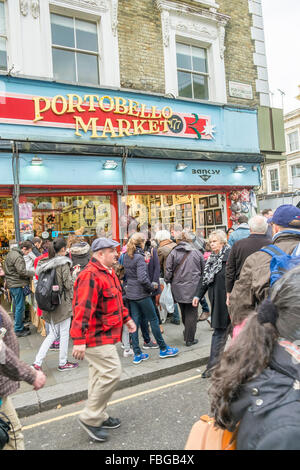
[268,204,300,228]
[91,238,120,252]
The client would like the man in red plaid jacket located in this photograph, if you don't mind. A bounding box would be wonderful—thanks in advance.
[70,238,136,443]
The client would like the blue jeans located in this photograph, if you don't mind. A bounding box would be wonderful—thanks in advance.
[10,287,25,332]
[200,297,209,313]
[129,297,167,355]
[172,303,180,323]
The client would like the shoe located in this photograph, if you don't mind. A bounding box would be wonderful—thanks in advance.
[198,311,210,322]
[102,417,121,429]
[15,329,31,337]
[50,341,60,351]
[31,364,42,371]
[123,348,134,357]
[171,320,180,325]
[142,340,159,349]
[78,419,108,442]
[186,339,199,347]
[201,368,212,379]
[58,361,79,371]
[133,353,149,364]
[159,346,179,358]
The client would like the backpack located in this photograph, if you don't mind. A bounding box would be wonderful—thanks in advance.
[260,242,300,287]
[185,415,238,450]
[35,268,62,312]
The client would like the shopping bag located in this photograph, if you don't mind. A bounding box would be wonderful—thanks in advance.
[159,281,174,314]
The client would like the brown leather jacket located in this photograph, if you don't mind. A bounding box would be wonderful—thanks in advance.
[157,240,177,276]
[228,229,300,326]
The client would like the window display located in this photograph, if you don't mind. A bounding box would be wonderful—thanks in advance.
[120,192,227,241]
[0,197,15,259]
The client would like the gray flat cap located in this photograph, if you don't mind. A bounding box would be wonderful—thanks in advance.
[91,238,120,252]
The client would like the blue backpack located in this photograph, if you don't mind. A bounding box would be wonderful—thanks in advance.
[261,242,300,287]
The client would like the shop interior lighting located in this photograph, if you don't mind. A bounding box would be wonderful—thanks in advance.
[233,165,246,173]
[103,160,118,170]
[176,163,188,171]
[31,156,43,166]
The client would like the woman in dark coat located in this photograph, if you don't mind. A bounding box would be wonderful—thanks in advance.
[193,230,231,377]
[209,265,300,450]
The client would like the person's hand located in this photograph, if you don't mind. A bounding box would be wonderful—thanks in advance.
[151,282,158,290]
[33,370,46,391]
[155,294,160,306]
[72,344,86,361]
[126,319,137,334]
[226,293,231,307]
[192,297,199,308]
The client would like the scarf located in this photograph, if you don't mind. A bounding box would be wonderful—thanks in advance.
[202,244,230,287]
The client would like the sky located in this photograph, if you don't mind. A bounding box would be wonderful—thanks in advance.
[261,0,300,113]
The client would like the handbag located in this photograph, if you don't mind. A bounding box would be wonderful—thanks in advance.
[185,415,238,450]
[0,412,11,450]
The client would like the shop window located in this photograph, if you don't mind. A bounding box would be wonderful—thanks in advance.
[51,13,100,85]
[0,197,14,258]
[19,196,113,242]
[0,1,7,71]
[176,43,209,100]
[120,193,227,242]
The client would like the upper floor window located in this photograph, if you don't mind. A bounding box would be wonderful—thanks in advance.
[51,13,99,85]
[0,1,7,71]
[176,43,209,100]
[267,166,280,193]
[287,130,299,153]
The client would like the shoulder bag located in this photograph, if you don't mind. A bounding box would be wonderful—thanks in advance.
[185,415,238,451]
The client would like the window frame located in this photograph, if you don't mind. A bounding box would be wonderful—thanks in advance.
[287,157,300,189]
[266,163,281,194]
[176,42,209,100]
[287,129,300,154]
[0,0,8,72]
[50,12,101,86]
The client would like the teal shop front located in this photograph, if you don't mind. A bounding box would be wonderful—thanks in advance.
[0,76,262,243]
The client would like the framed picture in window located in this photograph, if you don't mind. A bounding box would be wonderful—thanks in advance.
[198,211,205,226]
[207,226,216,237]
[197,227,206,238]
[206,210,214,226]
[209,195,219,208]
[214,209,223,225]
[162,195,173,206]
[199,197,208,209]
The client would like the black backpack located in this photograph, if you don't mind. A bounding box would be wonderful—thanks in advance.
[35,268,62,312]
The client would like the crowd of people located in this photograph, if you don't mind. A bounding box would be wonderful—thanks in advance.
[0,203,300,450]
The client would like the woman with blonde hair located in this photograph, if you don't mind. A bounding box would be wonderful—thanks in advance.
[193,230,231,378]
[123,232,179,364]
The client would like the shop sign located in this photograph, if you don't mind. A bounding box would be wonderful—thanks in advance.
[192,168,221,182]
[0,91,216,141]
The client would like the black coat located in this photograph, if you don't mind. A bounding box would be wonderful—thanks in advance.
[225,233,272,293]
[230,340,300,450]
[195,250,230,329]
[123,247,155,300]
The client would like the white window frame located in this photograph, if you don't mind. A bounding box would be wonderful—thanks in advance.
[266,163,280,194]
[287,158,300,188]
[286,129,300,154]
[176,42,209,100]
[47,0,120,87]
[0,0,8,72]
[156,0,229,103]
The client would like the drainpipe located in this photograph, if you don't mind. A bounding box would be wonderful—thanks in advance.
[11,141,21,243]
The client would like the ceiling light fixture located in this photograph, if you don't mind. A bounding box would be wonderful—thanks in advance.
[233,165,246,173]
[31,156,43,166]
[176,163,187,171]
[103,160,118,170]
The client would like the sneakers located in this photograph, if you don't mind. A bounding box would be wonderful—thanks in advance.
[133,353,149,364]
[15,328,31,337]
[142,340,159,349]
[159,346,179,359]
[50,341,60,351]
[123,348,134,357]
[58,361,79,371]
[31,364,42,371]
[186,339,199,347]
[78,419,108,442]
[102,417,121,429]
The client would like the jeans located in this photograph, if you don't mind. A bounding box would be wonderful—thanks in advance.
[200,296,209,313]
[129,297,167,355]
[172,303,180,323]
[207,328,228,370]
[34,317,71,367]
[10,287,25,332]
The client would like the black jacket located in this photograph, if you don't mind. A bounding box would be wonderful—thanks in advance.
[123,247,155,300]
[225,233,272,293]
[230,340,300,450]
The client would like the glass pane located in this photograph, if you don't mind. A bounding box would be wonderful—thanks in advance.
[52,48,76,82]
[51,13,75,48]
[178,71,193,98]
[76,19,98,52]
[0,2,6,35]
[77,52,99,85]
[288,131,299,152]
[193,74,209,100]
[0,37,6,70]
[291,165,300,177]
[192,46,207,73]
[176,43,191,70]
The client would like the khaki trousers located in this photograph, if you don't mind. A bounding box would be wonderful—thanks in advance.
[0,396,25,451]
[80,344,122,427]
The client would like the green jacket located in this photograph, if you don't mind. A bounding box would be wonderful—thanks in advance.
[4,248,31,289]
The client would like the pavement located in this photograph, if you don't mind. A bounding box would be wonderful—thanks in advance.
[12,317,212,418]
